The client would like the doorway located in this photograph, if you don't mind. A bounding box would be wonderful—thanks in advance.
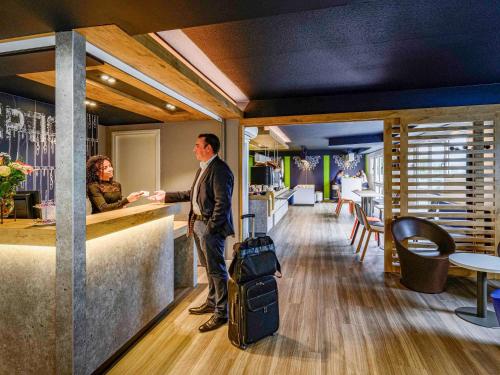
[111,129,161,206]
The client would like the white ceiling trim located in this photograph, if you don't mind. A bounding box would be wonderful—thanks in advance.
[157,29,249,109]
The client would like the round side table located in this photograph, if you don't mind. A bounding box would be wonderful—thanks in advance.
[449,253,500,328]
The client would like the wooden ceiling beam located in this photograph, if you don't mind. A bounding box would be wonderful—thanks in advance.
[241,104,500,127]
[95,64,206,117]
[77,25,242,119]
[19,70,201,122]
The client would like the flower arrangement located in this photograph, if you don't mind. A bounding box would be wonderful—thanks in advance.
[0,152,33,223]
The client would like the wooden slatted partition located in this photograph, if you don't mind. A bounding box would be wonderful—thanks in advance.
[384,118,497,274]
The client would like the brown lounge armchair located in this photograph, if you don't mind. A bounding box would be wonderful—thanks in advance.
[391,216,455,294]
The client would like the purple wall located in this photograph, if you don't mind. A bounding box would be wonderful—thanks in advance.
[279,150,366,193]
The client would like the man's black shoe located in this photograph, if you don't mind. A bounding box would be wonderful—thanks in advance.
[188,303,215,315]
[198,314,228,332]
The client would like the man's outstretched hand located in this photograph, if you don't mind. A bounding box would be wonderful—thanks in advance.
[148,190,166,202]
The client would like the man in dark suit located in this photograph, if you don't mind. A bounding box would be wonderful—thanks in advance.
[150,133,234,332]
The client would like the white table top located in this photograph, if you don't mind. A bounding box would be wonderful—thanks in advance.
[449,253,500,273]
[353,190,383,198]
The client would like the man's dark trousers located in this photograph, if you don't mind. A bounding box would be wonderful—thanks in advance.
[192,219,228,317]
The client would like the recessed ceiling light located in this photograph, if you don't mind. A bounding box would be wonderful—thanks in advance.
[165,103,176,111]
[85,100,97,107]
[107,77,116,84]
[101,74,110,81]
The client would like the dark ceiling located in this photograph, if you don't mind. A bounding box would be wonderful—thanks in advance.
[280,121,383,152]
[183,0,500,100]
[1,1,500,121]
[0,1,346,39]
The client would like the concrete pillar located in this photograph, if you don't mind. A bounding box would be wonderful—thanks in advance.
[55,31,87,375]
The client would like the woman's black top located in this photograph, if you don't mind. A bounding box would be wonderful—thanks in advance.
[87,181,128,214]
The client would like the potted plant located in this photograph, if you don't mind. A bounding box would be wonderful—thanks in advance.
[0,152,33,223]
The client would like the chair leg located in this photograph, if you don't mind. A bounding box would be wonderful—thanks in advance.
[360,230,372,262]
[350,218,359,240]
[350,221,360,245]
[336,200,343,216]
[377,232,381,247]
[349,202,354,215]
[356,227,366,254]
[375,232,379,242]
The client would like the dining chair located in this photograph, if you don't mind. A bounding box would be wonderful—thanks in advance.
[353,203,384,262]
[335,191,355,216]
[349,206,382,242]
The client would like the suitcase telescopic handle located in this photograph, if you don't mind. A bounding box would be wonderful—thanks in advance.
[241,214,255,238]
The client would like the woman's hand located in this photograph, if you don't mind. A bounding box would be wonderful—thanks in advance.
[126,191,144,203]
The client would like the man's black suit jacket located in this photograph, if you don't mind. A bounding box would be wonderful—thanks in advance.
[164,156,234,238]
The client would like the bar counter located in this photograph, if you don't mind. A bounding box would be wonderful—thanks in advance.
[0,203,191,374]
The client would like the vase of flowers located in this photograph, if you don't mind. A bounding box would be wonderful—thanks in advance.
[0,152,33,224]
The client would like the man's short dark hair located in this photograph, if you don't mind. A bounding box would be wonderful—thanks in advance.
[198,133,220,154]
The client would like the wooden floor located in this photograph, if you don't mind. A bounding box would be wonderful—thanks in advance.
[108,204,500,375]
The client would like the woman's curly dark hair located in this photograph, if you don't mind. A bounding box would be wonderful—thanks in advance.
[86,155,113,185]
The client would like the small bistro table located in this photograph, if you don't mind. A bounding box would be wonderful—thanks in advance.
[353,190,383,217]
[449,253,500,328]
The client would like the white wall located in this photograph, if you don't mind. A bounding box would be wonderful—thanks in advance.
[100,119,241,258]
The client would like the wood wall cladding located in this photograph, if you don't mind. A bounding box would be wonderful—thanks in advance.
[384,118,498,274]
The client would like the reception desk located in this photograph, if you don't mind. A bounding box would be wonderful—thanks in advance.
[0,203,191,374]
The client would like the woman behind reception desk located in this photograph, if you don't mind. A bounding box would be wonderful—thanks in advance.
[86,155,143,214]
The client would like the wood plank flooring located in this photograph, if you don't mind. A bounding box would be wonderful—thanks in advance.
[108,204,500,375]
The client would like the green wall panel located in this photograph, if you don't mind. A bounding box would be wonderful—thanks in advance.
[284,156,291,188]
[323,155,330,200]
[249,155,254,182]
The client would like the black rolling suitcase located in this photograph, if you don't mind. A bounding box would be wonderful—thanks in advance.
[228,214,280,350]
[228,275,279,349]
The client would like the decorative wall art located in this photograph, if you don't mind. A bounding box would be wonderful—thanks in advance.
[332,153,362,171]
[293,155,321,171]
[0,92,99,201]
[293,155,321,184]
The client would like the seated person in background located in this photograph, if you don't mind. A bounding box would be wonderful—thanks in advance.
[86,155,143,214]
[333,169,344,186]
[356,170,369,189]
[331,169,344,200]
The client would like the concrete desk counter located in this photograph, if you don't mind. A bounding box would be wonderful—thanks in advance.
[249,188,291,235]
[0,203,196,374]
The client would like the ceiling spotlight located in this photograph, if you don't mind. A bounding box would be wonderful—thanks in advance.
[100,74,116,84]
[165,103,176,111]
[85,100,97,107]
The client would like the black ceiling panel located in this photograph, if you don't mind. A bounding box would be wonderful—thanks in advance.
[183,0,500,100]
[0,50,102,77]
[0,0,347,39]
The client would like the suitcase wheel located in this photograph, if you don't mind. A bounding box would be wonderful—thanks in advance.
[272,332,278,336]
[241,344,247,350]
